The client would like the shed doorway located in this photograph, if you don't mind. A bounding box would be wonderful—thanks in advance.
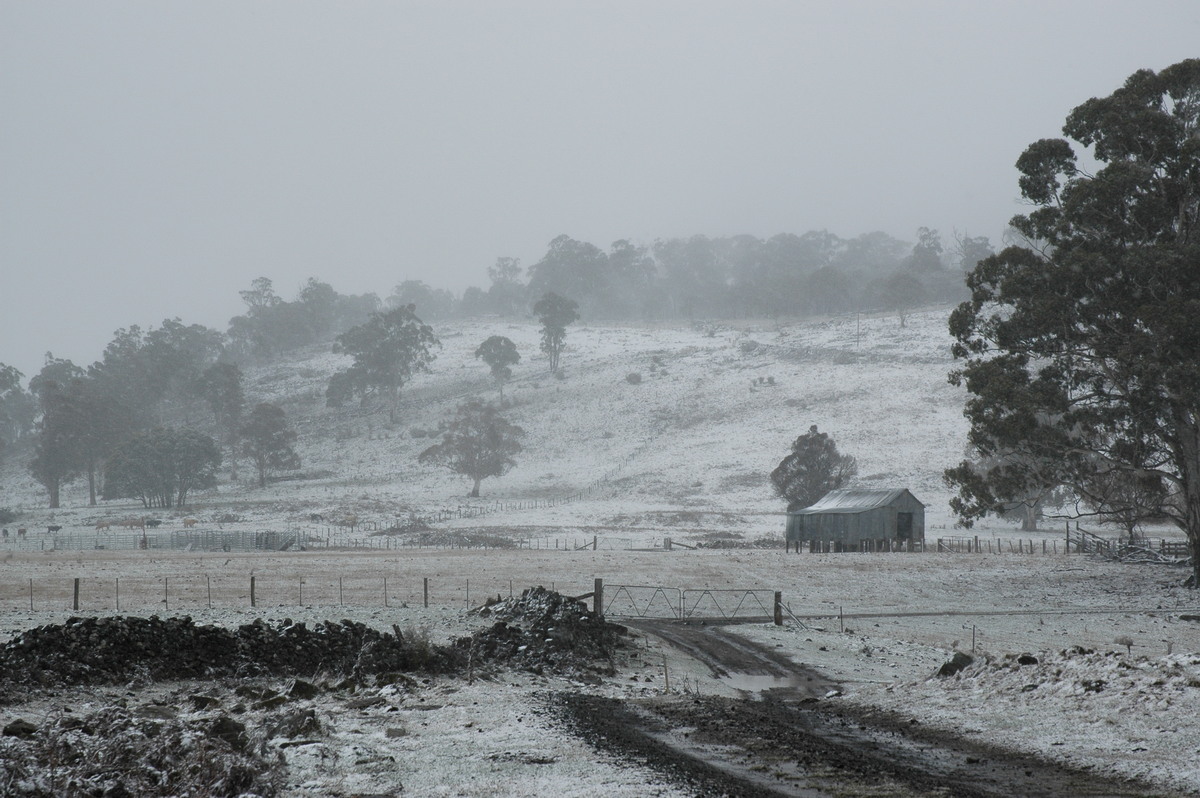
[897,512,914,540]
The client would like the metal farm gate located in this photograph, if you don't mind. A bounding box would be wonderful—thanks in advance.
[603,584,776,621]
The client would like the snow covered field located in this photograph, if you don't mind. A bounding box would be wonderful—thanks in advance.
[2,307,1198,795]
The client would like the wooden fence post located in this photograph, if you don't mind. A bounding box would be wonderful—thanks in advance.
[251,576,256,608]
[423,577,429,608]
[594,578,604,619]
[773,591,783,626]
[73,578,80,611]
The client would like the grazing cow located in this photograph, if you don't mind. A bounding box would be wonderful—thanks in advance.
[95,520,112,531]
[145,519,162,528]
[1,529,7,538]
[47,525,62,533]
[16,528,26,538]
[182,517,198,528]
[121,518,145,530]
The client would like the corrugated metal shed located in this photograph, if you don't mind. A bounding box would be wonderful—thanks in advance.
[786,488,925,549]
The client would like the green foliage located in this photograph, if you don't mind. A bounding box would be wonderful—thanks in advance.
[89,319,224,423]
[418,400,524,497]
[199,362,246,479]
[770,425,858,510]
[946,59,1200,581]
[532,292,579,373]
[28,372,84,508]
[104,427,221,508]
[388,280,458,321]
[328,305,440,408]
[474,335,520,396]
[240,402,301,488]
[0,363,35,456]
[227,276,382,362]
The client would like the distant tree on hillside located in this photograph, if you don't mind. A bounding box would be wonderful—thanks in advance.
[905,227,946,273]
[240,402,301,488]
[0,364,35,458]
[28,374,83,509]
[387,280,458,320]
[533,292,579,373]
[419,400,523,497]
[877,271,926,327]
[327,304,440,418]
[474,336,520,398]
[487,256,525,316]
[771,425,858,510]
[199,362,245,481]
[103,427,220,508]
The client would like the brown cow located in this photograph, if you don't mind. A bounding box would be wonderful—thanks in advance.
[16,528,27,538]
[95,520,112,531]
[121,518,145,530]
[182,517,199,528]
[47,525,62,533]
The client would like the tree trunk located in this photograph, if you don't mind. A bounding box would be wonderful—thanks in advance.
[48,480,60,509]
[228,438,239,481]
[87,464,97,506]
[1021,504,1038,531]
[470,478,481,498]
[1175,410,1200,588]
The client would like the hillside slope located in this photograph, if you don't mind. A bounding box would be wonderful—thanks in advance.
[0,307,969,538]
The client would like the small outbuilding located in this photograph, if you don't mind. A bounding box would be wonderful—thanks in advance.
[785,488,925,551]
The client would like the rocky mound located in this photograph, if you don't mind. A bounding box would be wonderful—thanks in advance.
[0,590,628,694]
[0,615,455,690]
[460,586,628,679]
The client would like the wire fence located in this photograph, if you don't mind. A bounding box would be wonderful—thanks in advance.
[0,573,592,614]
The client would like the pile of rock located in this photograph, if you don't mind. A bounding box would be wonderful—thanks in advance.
[461,586,628,678]
[0,615,457,689]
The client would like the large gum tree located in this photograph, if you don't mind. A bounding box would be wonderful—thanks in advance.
[947,60,1200,584]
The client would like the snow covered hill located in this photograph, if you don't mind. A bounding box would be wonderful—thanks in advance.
[1,307,969,538]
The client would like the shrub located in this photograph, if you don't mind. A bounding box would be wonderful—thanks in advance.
[625,372,642,384]
[0,508,18,525]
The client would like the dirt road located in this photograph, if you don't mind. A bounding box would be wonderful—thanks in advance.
[557,621,1174,798]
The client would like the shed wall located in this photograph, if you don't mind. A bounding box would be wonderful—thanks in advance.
[786,492,926,545]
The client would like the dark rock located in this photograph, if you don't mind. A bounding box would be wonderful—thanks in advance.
[1017,654,1039,666]
[189,694,221,710]
[3,718,37,738]
[209,715,248,750]
[937,652,974,677]
[289,679,320,699]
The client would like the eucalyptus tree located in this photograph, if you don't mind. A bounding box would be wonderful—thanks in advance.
[946,59,1200,584]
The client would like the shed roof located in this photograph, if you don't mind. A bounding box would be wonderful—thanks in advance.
[791,488,921,516]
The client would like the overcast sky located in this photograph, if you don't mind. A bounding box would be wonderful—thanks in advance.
[2,1,1198,380]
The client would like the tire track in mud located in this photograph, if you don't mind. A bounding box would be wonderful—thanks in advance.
[557,622,1176,798]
